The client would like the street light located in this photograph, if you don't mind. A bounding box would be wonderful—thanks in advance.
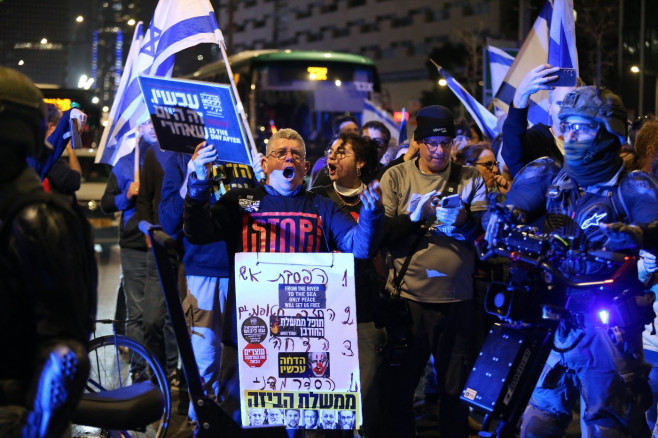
[631,65,640,73]
[127,19,136,26]
[76,16,84,23]
[438,79,447,87]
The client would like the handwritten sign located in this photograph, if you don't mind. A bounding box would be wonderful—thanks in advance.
[137,75,251,165]
[235,252,361,431]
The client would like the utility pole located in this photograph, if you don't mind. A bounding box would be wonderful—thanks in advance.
[639,0,645,116]
[518,0,531,42]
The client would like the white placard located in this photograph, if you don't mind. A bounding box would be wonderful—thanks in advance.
[235,252,361,431]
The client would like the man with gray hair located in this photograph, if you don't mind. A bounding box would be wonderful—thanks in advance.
[183,128,384,423]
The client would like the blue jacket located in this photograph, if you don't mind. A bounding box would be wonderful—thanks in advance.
[100,139,151,250]
[502,106,562,178]
[159,154,257,278]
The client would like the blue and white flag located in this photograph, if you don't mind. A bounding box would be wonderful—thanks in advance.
[398,107,408,145]
[431,61,498,141]
[487,44,515,97]
[494,0,578,126]
[96,22,144,165]
[97,0,222,164]
[362,99,401,144]
[548,0,578,71]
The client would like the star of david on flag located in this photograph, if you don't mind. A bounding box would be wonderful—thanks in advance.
[493,0,579,127]
[97,0,223,165]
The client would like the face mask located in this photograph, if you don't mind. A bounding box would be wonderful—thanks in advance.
[563,140,591,165]
[563,135,622,186]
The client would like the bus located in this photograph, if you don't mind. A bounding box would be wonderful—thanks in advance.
[185,50,381,160]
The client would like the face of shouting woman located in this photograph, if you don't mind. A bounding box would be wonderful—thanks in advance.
[325,139,365,188]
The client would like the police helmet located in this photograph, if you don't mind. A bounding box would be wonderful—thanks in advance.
[0,67,47,157]
[558,86,627,145]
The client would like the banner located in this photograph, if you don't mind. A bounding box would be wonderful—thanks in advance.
[235,252,361,431]
[138,76,251,165]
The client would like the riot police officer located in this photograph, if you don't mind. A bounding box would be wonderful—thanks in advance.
[0,67,97,437]
[486,86,658,437]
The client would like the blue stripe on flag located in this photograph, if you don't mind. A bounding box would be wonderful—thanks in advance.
[488,51,514,67]
[152,15,217,59]
[496,82,516,105]
[528,104,549,127]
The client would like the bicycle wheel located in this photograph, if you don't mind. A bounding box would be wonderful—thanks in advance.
[72,335,171,438]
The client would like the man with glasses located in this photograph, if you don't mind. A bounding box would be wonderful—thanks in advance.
[379,105,487,437]
[486,86,658,437]
[183,128,384,424]
[502,64,580,178]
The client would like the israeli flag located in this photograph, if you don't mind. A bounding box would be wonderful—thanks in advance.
[494,0,578,126]
[362,99,401,144]
[487,44,515,97]
[431,61,498,141]
[97,0,222,165]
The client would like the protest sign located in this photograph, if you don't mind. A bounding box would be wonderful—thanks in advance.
[138,75,251,165]
[235,252,361,431]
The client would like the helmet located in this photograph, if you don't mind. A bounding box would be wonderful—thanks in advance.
[558,86,627,145]
[0,67,47,157]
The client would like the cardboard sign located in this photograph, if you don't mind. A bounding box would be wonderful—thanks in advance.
[137,75,251,166]
[235,252,361,431]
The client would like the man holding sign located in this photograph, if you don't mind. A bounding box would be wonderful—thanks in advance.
[183,128,384,424]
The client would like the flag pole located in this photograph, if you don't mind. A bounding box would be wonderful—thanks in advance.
[214,30,262,174]
[133,130,141,183]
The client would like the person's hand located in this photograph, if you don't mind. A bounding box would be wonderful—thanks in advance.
[435,203,466,227]
[360,180,383,211]
[409,190,437,223]
[640,250,657,273]
[70,108,87,130]
[493,174,511,194]
[192,142,217,180]
[484,211,505,248]
[600,222,644,250]
[513,64,560,109]
[403,139,420,162]
[128,181,140,199]
[252,150,266,181]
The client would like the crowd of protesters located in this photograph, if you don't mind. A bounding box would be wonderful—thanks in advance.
[5,59,658,438]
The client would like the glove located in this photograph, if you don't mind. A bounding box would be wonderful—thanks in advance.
[484,211,503,248]
[600,222,643,250]
[435,205,461,226]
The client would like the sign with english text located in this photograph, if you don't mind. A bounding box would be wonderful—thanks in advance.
[137,75,251,165]
[234,252,361,431]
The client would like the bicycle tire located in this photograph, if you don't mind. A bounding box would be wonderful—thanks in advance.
[72,334,171,438]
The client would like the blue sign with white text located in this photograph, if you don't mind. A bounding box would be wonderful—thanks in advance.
[138,75,251,165]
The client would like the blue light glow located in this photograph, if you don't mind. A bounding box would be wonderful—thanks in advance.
[598,310,610,325]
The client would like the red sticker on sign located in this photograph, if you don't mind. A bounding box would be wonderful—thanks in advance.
[243,343,267,368]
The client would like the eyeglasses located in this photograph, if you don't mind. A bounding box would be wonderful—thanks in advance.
[268,148,305,162]
[559,122,599,136]
[325,147,354,160]
[420,139,453,151]
[474,161,500,171]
